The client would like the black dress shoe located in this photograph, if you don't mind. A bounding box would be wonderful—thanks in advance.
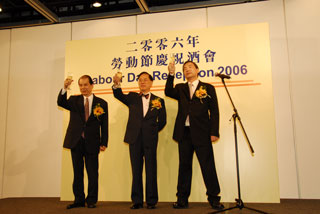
[66,202,85,209]
[173,202,188,209]
[87,203,96,208]
[147,204,156,209]
[210,201,225,210]
[130,203,143,209]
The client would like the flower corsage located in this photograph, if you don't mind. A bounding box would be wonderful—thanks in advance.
[195,86,211,103]
[151,98,162,111]
[93,103,105,120]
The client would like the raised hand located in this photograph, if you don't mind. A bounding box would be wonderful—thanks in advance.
[113,72,122,86]
[64,78,73,90]
[168,62,176,75]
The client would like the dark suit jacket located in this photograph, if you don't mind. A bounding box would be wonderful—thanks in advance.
[165,75,219,146]
[57,90,108,154]
[113,88,166,145]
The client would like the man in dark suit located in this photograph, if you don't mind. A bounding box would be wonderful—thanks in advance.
[112,72,166,209]
[57,75,108,209]
[165,61,224,210]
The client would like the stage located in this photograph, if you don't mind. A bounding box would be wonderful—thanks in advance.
[0,198,319,214]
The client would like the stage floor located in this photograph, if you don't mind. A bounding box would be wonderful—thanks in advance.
[1,198,319,214]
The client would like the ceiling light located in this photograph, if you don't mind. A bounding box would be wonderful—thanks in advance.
[93,2,102,7]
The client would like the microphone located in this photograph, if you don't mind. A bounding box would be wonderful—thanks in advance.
[215,72,231,79]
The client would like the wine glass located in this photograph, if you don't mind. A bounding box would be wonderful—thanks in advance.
[169,53,175,64]
[66,72,73,90]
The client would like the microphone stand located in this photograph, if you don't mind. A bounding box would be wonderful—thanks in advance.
[209,77,268,214]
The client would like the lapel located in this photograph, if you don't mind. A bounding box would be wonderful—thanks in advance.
[192,81,202,100]
[144,93,155,118]
[77,95,85,122]
[184,80,201,100]
[137,93,144,119]
[183,82,191,100]
[88,95,97,121]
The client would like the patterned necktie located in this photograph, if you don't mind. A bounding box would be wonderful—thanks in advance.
[85,98,89,121]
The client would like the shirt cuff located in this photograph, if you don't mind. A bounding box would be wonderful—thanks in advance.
[112,84,121,89]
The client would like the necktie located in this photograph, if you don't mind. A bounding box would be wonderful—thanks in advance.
[189,83,193,99]
[185,83,193,126]
[82,98,89,138]
[85,98,89,121]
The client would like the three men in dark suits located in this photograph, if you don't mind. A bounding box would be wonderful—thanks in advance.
[112,72,166,209]
[165,61,224,210]
[57,75,108,209]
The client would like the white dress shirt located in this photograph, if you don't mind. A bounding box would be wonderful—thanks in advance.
[185,79,199,126]
[142,92,151,117]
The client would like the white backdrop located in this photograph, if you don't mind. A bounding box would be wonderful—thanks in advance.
[1,0,320,199]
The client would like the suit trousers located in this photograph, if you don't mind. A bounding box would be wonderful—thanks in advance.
[177,127,220,204]
[129,132,158,205]
[71,137,99,204]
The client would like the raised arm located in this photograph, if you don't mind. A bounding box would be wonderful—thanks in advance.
[164,62,179,100]
[57,89,70,110]
[112,73,130,106]
[57,78,73,110]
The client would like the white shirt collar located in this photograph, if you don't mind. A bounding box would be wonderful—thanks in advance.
[83,94,93,101]
[188,79,199,87]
